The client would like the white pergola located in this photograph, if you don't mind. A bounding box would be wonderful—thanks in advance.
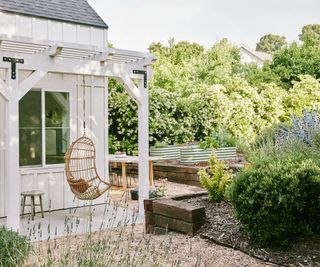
[0,34,156,231]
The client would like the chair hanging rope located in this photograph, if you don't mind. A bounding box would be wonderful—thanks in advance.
[64,75,110,200]
[82,75,86,135]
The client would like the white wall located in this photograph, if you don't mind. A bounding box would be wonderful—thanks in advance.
[0,70,108,216]
[0,12,108,47]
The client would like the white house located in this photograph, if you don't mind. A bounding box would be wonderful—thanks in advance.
[239,44,272,67]
[0,0,155,231]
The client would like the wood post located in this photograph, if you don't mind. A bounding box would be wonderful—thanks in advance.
[138,79,149,216]
[121,162,127,190]
[6,99,20,231]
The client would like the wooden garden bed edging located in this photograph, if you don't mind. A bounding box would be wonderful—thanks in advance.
[144,192,207,236]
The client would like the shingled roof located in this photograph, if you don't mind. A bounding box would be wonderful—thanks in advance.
[0,0,108,29]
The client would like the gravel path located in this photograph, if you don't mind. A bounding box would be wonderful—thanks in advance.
[26,223,273,267]
[25,182,274,266]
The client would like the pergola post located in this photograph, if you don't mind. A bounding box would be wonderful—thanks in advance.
[137,79,149,216]
[7,100,20,231]
[117,73,150,216]
[6,75,20,231]
[5,69,47,231]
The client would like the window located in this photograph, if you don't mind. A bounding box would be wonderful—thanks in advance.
[19,91,42,166]
[19,90,70,166]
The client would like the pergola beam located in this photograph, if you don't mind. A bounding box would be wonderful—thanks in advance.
[0,51,146,80]
[0,78,10,101]
[36,44,63,57]
[89,50,114,62]
[115,73,142,104]
[16,70,48,100]
[48,45,63,57]
[108,48,151,59]
[135,56,157,67]
[0,34,105,54]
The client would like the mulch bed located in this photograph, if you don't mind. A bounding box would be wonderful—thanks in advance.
[182,196,320,267]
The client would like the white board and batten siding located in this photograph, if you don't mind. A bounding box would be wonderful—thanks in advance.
[0,70,108,217]
[0,11,108,47]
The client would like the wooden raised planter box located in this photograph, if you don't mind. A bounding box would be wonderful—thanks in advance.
[153,164,201,186]
[144,192,207,236]
[180,145,237,164]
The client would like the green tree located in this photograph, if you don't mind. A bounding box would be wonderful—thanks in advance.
[256,34,287,54]
[198,38,241,85]
[242,62,281,87]
[299,24,320,45]
[269,42,320,89]
[149,39,205,95]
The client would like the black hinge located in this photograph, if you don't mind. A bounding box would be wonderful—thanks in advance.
[133,69,147,88]
[3,57,24,79]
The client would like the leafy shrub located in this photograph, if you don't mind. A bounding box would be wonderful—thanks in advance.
[198,131,236,149]
[0,227,30,267]
[228,145,320,246]
[283,75,320,117]
[153,142,169,148]
[199,153,233,202]
[311,131,320,149]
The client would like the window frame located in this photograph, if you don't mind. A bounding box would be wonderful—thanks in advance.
[19,87,72,169]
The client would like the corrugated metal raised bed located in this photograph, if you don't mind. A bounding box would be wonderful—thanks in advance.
[150,145,181,160]
[215,147,237,160]
[180,145,237,164]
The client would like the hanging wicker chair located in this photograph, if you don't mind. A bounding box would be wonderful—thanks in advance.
[64,136,111,200]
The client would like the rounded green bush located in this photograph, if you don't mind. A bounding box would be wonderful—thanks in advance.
[228,151,320,246]
[0,227,30,267]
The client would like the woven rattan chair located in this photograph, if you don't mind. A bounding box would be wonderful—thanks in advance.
[64,136,111,200]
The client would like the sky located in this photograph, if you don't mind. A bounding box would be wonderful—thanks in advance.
[87,0,320,52]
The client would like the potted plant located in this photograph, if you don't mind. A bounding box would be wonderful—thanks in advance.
[130,188,139,200]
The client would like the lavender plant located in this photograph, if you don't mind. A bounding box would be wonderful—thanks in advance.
[24,191,191,267]
[276,109,320,147]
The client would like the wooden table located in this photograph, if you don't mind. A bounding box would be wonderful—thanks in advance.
[108,155,160,190]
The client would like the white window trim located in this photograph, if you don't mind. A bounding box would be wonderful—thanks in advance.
[19,87,73,169]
